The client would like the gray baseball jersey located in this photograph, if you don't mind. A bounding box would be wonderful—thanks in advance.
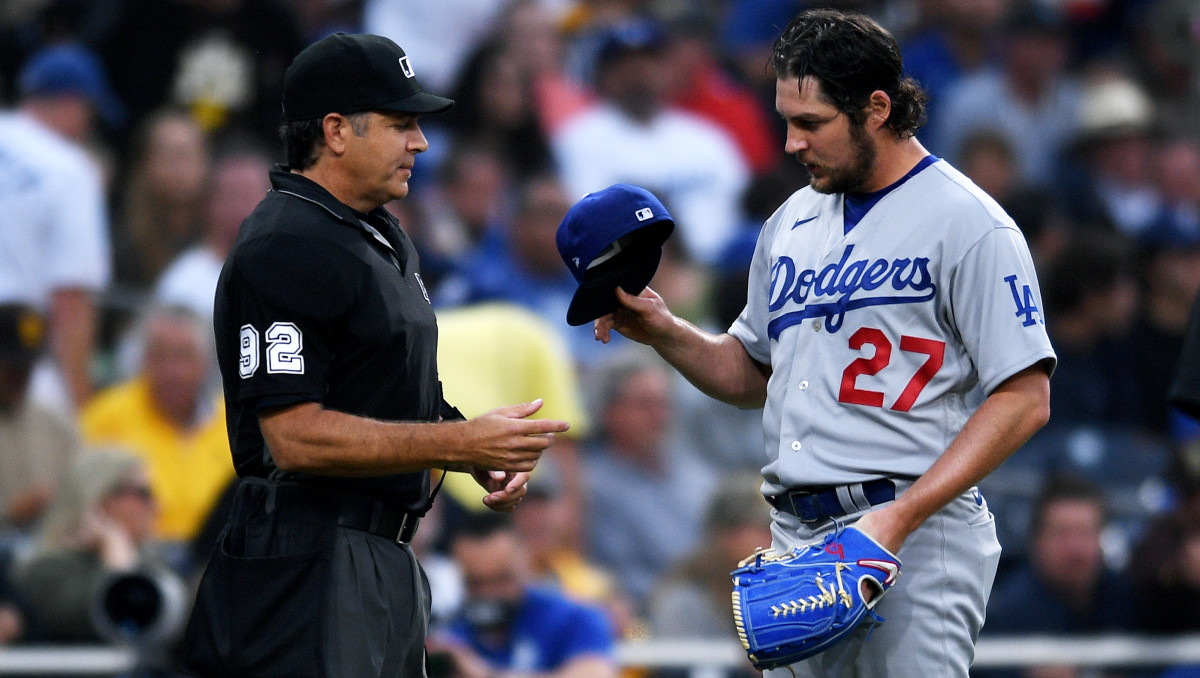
[729,157,1056,492]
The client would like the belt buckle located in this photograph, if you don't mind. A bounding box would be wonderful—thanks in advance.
[395,513,419,544]
[787,489,821,524]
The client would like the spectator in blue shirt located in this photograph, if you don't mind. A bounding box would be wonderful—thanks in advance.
[428,511,617,678]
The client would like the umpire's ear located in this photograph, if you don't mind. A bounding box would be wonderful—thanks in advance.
[321,112,353,155]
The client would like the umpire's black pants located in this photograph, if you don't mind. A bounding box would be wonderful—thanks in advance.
[180,478,431,678]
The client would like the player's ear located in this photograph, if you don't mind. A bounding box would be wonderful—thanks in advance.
[867,90,891,128]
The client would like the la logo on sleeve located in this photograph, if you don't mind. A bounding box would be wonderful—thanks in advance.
[1004,274,1043,327]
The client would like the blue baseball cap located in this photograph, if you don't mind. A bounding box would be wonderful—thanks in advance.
[557,184,674,326]
[18,44,126,126]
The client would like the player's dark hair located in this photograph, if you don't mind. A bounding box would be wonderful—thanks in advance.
[771,9,927,138]
[279,113,372,171]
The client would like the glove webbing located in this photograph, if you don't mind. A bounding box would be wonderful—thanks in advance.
[771,562,853,617]
[731,562,854,662]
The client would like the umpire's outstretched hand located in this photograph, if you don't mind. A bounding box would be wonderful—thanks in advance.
[459,399,568,473]
[594,286,675,345]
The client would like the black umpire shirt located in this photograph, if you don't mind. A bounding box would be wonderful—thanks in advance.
[213,165,439,511]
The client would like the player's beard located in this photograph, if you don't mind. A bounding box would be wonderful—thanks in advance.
[806,120,877,195]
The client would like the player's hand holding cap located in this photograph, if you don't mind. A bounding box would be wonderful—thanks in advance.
[556,184,674,326]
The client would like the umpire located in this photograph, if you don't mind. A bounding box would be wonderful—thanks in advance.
[179,33,569,678]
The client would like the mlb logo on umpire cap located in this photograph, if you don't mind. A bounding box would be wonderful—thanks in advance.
[556,184,674,326]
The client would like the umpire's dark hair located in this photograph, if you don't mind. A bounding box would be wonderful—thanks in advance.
[771,9,927,138]
[279,113,371,171]
[280,119,323,170]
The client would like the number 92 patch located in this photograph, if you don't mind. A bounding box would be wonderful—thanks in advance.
[239,322,305,378]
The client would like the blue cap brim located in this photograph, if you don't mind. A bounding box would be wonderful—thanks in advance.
[565,221,672,326]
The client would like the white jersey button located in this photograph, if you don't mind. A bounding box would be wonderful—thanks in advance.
[790,441,802,451]
[812,320,822,331]
[799,380,809,390]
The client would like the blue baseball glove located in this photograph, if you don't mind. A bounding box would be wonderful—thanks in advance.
[730,526,901,671]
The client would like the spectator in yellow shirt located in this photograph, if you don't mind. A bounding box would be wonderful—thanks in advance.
[80,305,231,552]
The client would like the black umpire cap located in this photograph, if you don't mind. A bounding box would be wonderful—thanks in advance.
[282,33,454,121]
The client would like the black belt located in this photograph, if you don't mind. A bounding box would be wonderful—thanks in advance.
[769,479,896,523]
[240,478,426,544]
[335,495,421,544]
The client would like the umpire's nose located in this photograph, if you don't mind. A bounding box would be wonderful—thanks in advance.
[409,123,429,154]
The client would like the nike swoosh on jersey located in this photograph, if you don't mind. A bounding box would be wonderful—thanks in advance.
[792,215,820,229]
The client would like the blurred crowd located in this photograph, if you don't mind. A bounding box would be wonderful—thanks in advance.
[0,0,1198,676]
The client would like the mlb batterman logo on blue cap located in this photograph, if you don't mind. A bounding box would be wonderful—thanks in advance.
[556,184,674,326]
